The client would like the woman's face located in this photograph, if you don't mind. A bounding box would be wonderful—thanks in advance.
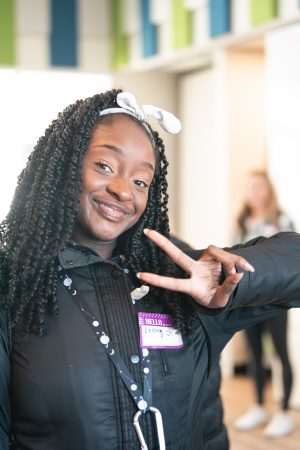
[74,116,155,245]
[245,175,271,210]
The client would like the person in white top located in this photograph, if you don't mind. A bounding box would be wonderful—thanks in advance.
[234,170,295,438]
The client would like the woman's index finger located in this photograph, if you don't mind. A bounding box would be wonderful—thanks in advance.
[143,229,193,273]
[137,271,190,293]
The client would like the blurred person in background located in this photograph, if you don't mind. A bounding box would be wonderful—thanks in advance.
[234,170,295,438]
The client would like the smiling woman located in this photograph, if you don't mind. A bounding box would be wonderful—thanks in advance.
[1,89,300,450]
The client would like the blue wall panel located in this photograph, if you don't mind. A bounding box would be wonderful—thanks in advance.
[141,0,157,57]
[209,0,231,37]
[50,0,78,67]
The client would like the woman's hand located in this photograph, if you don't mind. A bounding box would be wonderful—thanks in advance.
[137,229,255,308]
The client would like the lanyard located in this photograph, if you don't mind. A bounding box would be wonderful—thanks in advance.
[58,267,166,450]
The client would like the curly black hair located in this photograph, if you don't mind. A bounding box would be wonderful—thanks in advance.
[0,88,198,335]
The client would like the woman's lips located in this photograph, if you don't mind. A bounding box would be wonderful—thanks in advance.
[94,200,132,221]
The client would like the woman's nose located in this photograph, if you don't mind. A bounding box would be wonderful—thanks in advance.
[107,176,133,202]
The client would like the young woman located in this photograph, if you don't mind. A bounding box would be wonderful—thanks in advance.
[234,171,295,438]
[1,89,300,450]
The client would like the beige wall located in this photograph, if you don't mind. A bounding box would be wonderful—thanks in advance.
[226,48,267,235]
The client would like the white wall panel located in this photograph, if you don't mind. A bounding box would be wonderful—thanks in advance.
[16,0,50,68]
[128,33,142,64]
[192,1,209,46]
[17,36,49,68]
[79,0,111,37]
[149,0,171,25]
[17,0,50,34]
[157,21,173,55]
[265,24,300,231]
[123,0,141,34]
[184,0,203,11]
[177,53,230,249]
[78,0,111,71]
[231,0,251,34]
[79,38,112,72]
[265,22,300,409]
[278,0,300,20]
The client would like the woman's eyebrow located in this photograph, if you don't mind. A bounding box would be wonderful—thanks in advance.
[143,161,155,172]
[96,144,155,172]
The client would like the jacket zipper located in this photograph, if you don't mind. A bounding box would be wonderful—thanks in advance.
[159,349,169,376]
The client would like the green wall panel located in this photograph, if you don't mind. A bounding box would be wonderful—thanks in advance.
[250,0,278,26]
[172,0,193,49]
[112,0,129,69]
[0,0,15,65]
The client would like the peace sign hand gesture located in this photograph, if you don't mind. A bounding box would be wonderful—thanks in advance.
[137,229,254,309]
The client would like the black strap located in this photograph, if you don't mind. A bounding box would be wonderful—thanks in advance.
[58,268,153,412]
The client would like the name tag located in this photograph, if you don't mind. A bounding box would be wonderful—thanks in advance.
[138,312,183,349]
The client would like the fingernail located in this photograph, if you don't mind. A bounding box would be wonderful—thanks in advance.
[234,273,243,283]
[245,263,255,272]
[136,272,141,279]
[143,228,150,236]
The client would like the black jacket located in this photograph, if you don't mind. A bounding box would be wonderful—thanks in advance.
[1,232,300,450]
[0,307,10,450]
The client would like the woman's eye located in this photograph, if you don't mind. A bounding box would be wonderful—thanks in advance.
[95,162,112,173]
[134,180,149,189]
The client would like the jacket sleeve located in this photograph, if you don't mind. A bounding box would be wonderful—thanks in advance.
[228,232,300,309]
[198,232,300,365]
[0,305,11,450]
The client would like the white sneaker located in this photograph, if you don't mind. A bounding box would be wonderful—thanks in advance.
[264,411,295,438]
[234,405,268,431]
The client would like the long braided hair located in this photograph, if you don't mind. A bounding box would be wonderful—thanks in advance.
[0,89,197,335]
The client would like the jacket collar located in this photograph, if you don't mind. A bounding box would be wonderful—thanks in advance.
[58,243,125,271]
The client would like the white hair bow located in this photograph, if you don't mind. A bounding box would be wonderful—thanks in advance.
[99,91,181,134]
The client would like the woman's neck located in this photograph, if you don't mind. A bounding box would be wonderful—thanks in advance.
[249,207,267,220]
[71,232,116,259]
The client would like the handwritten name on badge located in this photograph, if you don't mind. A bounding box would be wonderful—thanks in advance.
[138,312,183,349]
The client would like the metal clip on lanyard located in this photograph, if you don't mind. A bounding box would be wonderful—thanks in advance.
[134,407,165,450]
[59,269,166,450]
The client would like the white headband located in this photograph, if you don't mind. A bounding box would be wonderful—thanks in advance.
[99,91,182,135]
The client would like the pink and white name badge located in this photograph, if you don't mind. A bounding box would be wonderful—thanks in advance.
[138,312,183,349]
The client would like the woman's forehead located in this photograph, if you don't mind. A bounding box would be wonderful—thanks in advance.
[87,117,155,165]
